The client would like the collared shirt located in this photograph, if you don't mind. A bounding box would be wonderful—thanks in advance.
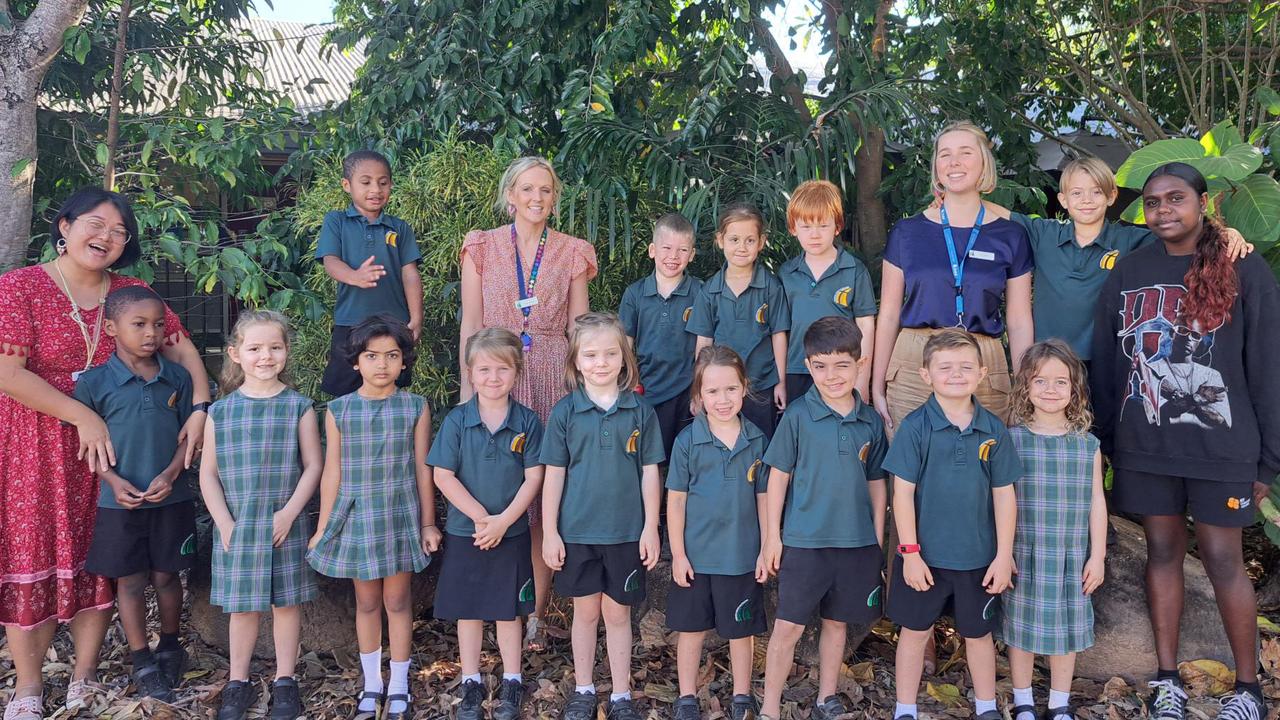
[686,264,789,391]
[778,248,877,374]
[665,414,768,574]
[426,396,543,538]
[539,388,665,544]
[72,353,193,508]
[1011,212,1151,360]
[619,273,703,405]
[315,205,422,325]
[883,214,1033,336]
[762,385,887,549]
[882,395,1021,570]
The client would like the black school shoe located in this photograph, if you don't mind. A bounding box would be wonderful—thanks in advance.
[811,695,846,720]
[606,697,644,720]
[269,677,303,719]
[132,661,174,702]
[456,680,485,720]
[975,711,1003,720]
[562,692,599,720]
[492,678,526,720]
[673,695,702,720]
[155,646,188,689]
[729,694,758,720]
[217,680,259,720]
[1044,705,1073,720]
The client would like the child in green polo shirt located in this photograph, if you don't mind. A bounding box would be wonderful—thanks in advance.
[316,150,424,397]
[759,316,888,720]
[619,212,702,455]
[687,202,789,438]
[666,345,769,720]
[74,286,195,703]
[540,312,665,720]
[778,181,876,401]
[429,328,545,720]
[883,328,1021,720]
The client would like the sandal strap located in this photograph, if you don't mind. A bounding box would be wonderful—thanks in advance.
[386,693,411,703]
[359,690,386,702]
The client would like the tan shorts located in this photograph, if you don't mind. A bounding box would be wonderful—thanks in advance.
[884,327,1011,437]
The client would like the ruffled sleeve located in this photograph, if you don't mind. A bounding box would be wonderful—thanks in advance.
[0,267,35,357]
[113,275,190,345]
[461,229,490,274]
[568,235,598,282]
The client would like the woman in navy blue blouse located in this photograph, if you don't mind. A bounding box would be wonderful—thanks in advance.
[871,121,1034,431]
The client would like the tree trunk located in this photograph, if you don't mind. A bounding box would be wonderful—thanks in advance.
[0,0,93,271]
[103,0,132,191]
[851,121,888,257]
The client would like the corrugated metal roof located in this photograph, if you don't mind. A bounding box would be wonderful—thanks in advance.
[240,17,365,115]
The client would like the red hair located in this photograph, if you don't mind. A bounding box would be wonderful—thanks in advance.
[1181,217,1237,330]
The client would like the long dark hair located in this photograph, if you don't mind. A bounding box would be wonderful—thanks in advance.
[1143,162,1237,330]
[50,187,142,269]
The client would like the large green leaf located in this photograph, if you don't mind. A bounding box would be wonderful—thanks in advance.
[1190,143,1263,182]
[1200,120,1243,155]
[1114,139,1204,190]
[1221,174,1280,247]
[1120,196,1146,224]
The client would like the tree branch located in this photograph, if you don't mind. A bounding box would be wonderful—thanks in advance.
[19,0,90,76]
[750,15,812,124]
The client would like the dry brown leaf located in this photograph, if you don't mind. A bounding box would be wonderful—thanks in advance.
[642,682,679,704]
[927,681,967,708]
[1179,658,1235,697]
[1102,676,1131,701]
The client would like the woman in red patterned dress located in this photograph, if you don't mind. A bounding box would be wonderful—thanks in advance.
[459,157,597,650]
[0,188,212,720]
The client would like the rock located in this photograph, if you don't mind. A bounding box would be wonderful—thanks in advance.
[1076,516,1233,682]
[188,514,440,659]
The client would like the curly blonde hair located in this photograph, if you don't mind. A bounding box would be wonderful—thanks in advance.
[1011,339,1093,433]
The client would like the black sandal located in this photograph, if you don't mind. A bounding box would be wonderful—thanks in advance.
[384,693,412,720]
[351,690,385,720]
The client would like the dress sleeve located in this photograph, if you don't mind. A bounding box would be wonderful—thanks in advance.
[116,276,189,344]
[461,230,489,274]
[0,269,34,357]
[570,237,599,281]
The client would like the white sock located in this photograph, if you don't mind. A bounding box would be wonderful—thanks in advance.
[975,697,997,715]
[388,660,411,695]
[359,650,382,711]
[575,685,596,695]
[894,702,918,718]
[1048,689,1071,708]
[1013,686,1034,706]
[463,673,483,685]
[610,691,631,702]
[503,672,522,682]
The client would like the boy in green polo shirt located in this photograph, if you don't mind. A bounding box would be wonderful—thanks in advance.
[74,286,196,703]
[316,150,424,397]
[619,212,702,455]
[882,328,1020,720]
[758,317,889,720]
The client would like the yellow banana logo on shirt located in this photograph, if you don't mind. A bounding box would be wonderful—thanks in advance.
[978,439,997,462]
[510,433,527,454]
[683,307,693,323]
[167,391,178,408]
[746,459,762,484]
[1099,250,1118,270]
[833,286,853,307]
[858,441,870,462]
[755,303,768,324]
[385,230,398,248]
[626,429,640,454]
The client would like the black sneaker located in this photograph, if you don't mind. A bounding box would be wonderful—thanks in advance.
[493,679,525,720]
[269,677,302,720]
[132,661,174,702]
[457,679,485,720]
[1146,679,1188,720]
[563,691,599,720]
[155,646,188,689]
[1011,703,1036,720]
[975,712,1002,720]
[812,695,846,720]
[729,694,757,720]
[217,680,259,720]
[607,697,644,720]
[673,694,702,720]
[1218,689,1267,720]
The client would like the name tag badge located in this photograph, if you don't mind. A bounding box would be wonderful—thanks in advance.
[514,296,539,310]
[968,249,996,261]
[71,370,84,381]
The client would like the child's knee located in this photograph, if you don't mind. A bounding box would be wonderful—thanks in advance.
[382,589,412,615]
[898,626,933,647]
[820,618,847,633]
[769,619,805,644]
[150,571,180,593]
[600,599,631,626]
[116,573,149,599]
[573,597,602,623]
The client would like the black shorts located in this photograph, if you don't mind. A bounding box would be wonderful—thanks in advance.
[886,555,1000,639]
[785,373,813,403]
[84,503,197,578]
[776,545,884,627]
[650,389,693,459]
[1111,468,1256,528]
[555,542,646,606]
[321,325,414,397]
[434,532,534,621]
[741,390,777,440]
[666,571,767,639]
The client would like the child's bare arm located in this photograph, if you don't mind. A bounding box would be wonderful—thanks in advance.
[310,410,343,545]
[282,409,323,520]
[984,484,1017,593]
[763,467,790,573]
[1083,449,1107,594]
[667,489,691,585]
[868,478,887,548]
[855,315,875,400]
[894,476,934,590]
[639,463,662,569]
[414,405,441,552]
[433,467,487,524]
[540,465,567,570]
[401,264,424,340]
[323,255,384,289]
[504,465,544,523]
[198,418,236,549]
[771,331,788,409]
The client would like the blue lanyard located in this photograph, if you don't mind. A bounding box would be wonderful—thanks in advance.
[940,204,985,325]
[512,224,548,351]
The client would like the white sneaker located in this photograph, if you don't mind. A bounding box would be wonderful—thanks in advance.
[3,694,42,720]
[64,679,101,712]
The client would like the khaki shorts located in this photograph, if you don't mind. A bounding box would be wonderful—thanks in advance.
[884,327,1011,437]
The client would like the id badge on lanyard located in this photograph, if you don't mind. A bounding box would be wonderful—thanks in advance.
[940,204,985,327]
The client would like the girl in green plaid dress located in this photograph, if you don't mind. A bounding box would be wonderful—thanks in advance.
[307,315,442,720]
[199,310,323,720]
[1003,341,1107,720]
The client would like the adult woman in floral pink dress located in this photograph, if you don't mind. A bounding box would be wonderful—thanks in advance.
[459,157,597,649]
[0,188,212,720]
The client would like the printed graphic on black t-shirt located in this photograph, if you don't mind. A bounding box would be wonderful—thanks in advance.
[1118,283,1231,430]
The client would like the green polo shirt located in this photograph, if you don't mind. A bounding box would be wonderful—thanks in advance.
[1011,212,1151,360]
[72,353,193,509]
[665,414,768,575]
[426,396,543,539]
[619,273,704,405]
[315,205,422,325]
[778,249,877,374]
[882,395,1021,571]
[763,385,887,549]
[539,388,666,544]
[686,264,789,391]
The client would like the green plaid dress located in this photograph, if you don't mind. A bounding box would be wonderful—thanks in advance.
[1002,426,1100,654]
[209,389,318,613]
[307,391,430,580]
